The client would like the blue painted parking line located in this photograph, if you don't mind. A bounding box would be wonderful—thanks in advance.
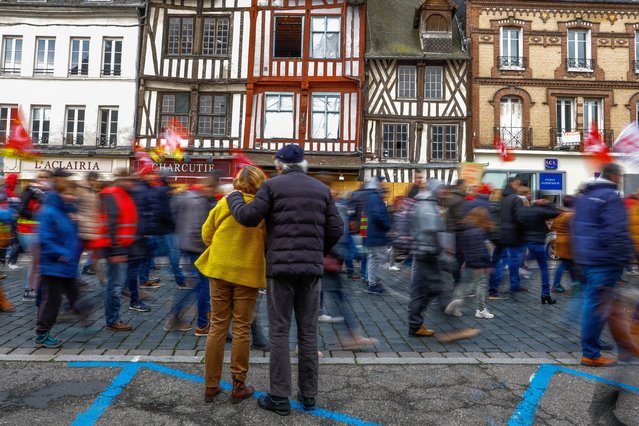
[68,361,380,426]
[509,364,639,426]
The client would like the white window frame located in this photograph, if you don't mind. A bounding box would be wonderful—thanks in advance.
[31,106,50,145]
[635,31,639,73]
[0,105,18,142]
[65,106,85,145]
[264,93,294,139]
[382,123,409,159]
[430,125,458,161]
[567,29,592,71]
[69,38,90,76]
[102,38,122,76]
[397,65,416,99]
[499,27,523,69]
[34,37,55,75]
[582,98,603,132]
[202,16,230,56]
[2,37,22,75]
[98,107,118,147]
[311,93,340,140]
[310,16,341,59]
[499,96,523,149]
[424,66,443,99]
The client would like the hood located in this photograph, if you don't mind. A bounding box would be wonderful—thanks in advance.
[584,178,618,193]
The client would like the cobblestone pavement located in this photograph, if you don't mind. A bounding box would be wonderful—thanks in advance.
[0,257,628,362]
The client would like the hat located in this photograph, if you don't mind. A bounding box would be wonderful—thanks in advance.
[113,168,135,180]
[275,144,304,164]
[53,168,73,178]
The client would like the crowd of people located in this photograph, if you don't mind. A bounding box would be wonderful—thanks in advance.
[0,145,639,414]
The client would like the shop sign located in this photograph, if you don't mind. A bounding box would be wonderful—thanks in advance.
[130,158,232,178]
[544,158,558,170]
[22,158,113,173]
[539,173,563,191]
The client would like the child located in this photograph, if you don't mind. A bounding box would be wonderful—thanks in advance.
[445,206,495,319]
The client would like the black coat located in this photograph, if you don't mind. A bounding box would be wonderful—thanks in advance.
[227,169,343,278]
[499,186,524,247]
[520,204,559,244]
[461,226,491,268]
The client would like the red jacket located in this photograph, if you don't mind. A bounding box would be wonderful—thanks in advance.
[94,186,138,250]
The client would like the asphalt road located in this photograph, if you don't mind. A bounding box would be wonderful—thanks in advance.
[0,361,638,425]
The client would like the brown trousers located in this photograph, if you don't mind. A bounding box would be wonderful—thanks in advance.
[204,279,258,388]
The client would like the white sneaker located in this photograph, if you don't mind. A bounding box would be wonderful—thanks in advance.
[318,314,344,323]
[475,308,495,319]
[7,264,20,270]
[388,265,400,271]
[444,299,463,317]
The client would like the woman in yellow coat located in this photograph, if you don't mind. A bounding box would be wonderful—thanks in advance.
[196,165,266,404]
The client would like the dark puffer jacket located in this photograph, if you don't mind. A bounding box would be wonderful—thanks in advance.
[461,226,491,268]
[499,186,524,246]
[520,203,559,244]
[227,169,343,278]
[572,180,633,267]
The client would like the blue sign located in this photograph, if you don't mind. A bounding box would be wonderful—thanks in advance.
[544,158,558,170]
[539,173,563,191]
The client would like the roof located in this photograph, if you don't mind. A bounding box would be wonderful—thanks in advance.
[366,0,470,60]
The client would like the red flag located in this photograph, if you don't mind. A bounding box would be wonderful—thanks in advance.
[133,144,156,174]
[1,107,39,160]
[583,122,612,168]
[160,117,187,161]
[494,135,515,162]
[230,147,260,177]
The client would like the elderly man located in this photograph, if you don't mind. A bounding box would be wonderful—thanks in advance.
[226,144,343,416]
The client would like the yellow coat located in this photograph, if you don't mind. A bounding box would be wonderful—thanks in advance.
[195,193,266,288]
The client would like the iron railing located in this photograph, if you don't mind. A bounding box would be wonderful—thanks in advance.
[33,68,54,75]
[550,128,614,150]
[64,135,84,145]
[97,135,117,147]
[0,67,20,75]
[101,68,121,76]
[566,58,594,71]
[32,136,49,145]
[492,127,533,149]
[497,56,526,69]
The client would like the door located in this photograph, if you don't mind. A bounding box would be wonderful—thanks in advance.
[500,97,522,148]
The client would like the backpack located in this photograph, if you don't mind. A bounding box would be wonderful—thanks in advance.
[390,198,416,250]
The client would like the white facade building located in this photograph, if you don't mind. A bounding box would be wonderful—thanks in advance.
[0,0,145,179]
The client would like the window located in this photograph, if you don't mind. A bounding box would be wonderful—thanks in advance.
[500,97,523,148]
[583,98,603,131]
[311,93,340,139]
[161,93,190,131]
[31,106,50,145]
[0,105,18,142]
[556,98,577,147]
[382,123,408,159]
[2,37,22,74]
[34,38,55,75]
[431,125,457,161]
[397,66,416,99]
[98,107,118,146]
[198,94,228,136]
[69,38,90,76]
[424,14,448,32]
[273,16,303,58]
[310,16,340,59]
[203,17,230,56]
[264,93,294,139]
[102,38,122,76]
[167,17,194,56]
[65,107,85,145]
[500,27,523,69]
[424,66,443,99]
[567,29,592,70]
[635,31,639,73]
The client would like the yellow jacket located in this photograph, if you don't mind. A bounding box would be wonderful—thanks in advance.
[195,193,266,288]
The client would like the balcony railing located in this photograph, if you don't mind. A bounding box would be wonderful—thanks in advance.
[97,135,117,147]
[69,67,89,76]
[101,68,121,76]
[32,136,49,145]
[550,128,614,150]
[566,57,594,71]
[64,135,84,146]
[492,127,533,149]
[33,68,54,75]
[497,56,526,69]
[0,67,20,75]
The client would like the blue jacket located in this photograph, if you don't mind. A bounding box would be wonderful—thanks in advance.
[572,180,633,267]
[37,192,80,278]
[363,189,391,246]
[461,226,491,268]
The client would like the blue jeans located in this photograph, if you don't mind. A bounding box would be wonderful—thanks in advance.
[526,242,550,296]
[169,251,210,328]
[18,232,39,290]
[125,257,143,306]
[105,260,128,325]
[489,245,522,293]
[344,234,356,275]
[154,234,185,285]
[581,266,622,359]
[553,259,576,288]
[139,237,157,284]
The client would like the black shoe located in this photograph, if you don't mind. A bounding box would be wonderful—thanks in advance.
[297,392,316,411]
[510,287,529,293]
[599,340,614,351]
[257,394,291,416]
[541,295,557,305]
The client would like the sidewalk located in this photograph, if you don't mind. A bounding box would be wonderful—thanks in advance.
[0,258,622,363]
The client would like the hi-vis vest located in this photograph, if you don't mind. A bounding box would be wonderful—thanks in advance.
[94,187,138,248]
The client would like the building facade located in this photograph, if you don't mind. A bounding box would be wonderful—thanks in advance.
[0,0,143,180]
[242,0,366,178]
[364,0,470,186]
[468,0,639,195]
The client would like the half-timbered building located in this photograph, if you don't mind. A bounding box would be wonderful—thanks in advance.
[242,0,366,179]
[363,0,470,186]
[136,0,250,165]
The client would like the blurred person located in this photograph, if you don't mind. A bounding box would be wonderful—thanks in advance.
[445,207,495,319]
[551,195,578,293]
[95,169,138,331]
[519,194,559,304]
[573,163,635,366]
[34,179,87,348]
[493,177,525,293]
[407,169,426,199]
[165,174,219,335]
[625,191,639,275]
[0,198,14,312]
[336,192,359,279]
[77,171,104,283]
[348,183,369,282]
[361,176,391,294]
[133,167,163,290]
[197,166,266,404]
[486,189,509,300]
[4,173,22,269]
[17,169,53,302]
[226,145,342,415]
[445,180,467,285]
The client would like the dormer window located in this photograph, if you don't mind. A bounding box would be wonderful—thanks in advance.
[417,9,453,53]
[425,14,448,32]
